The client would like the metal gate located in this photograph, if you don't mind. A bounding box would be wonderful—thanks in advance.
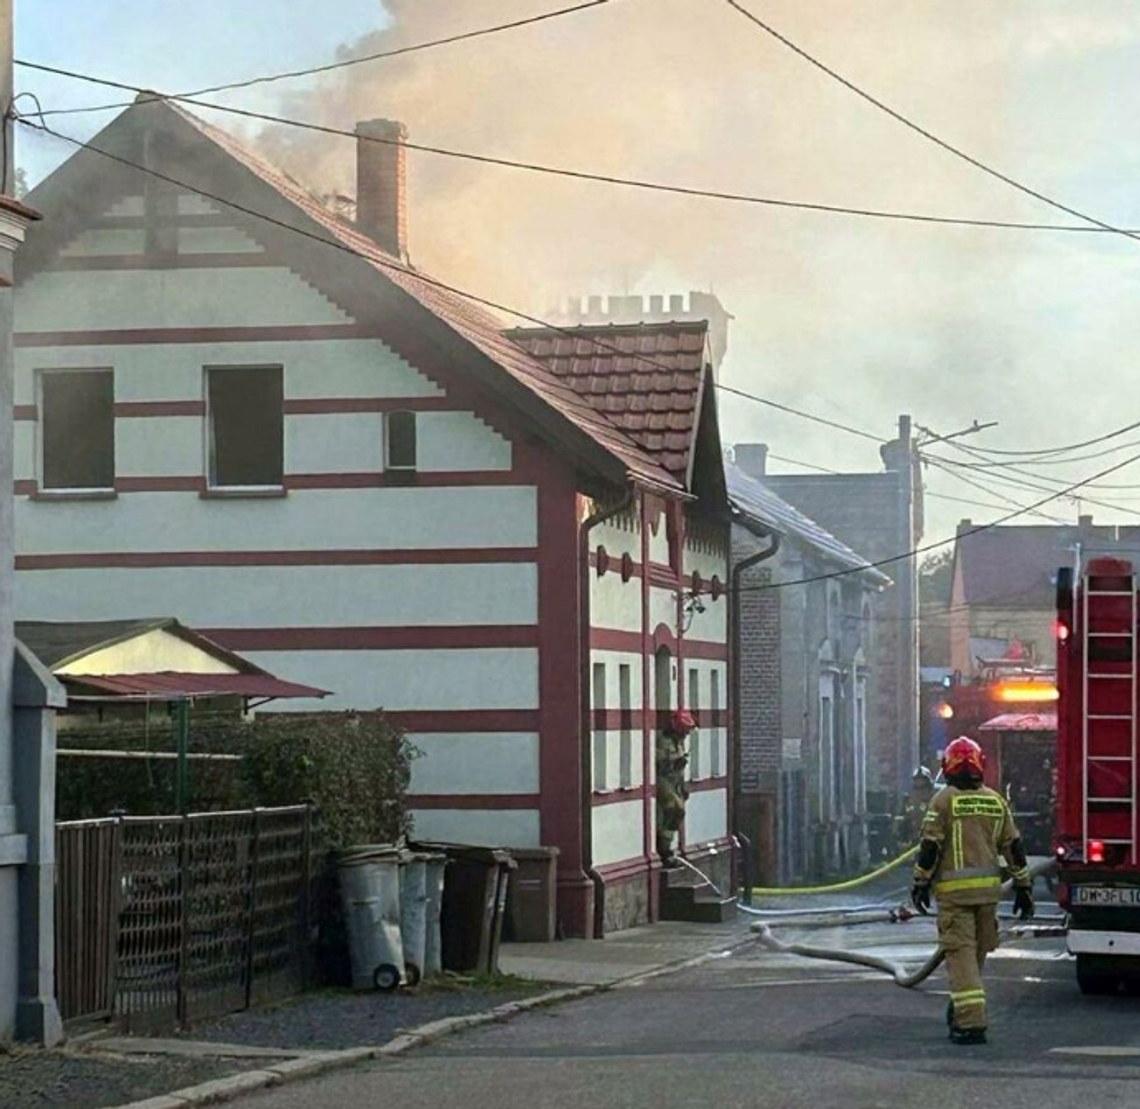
[57,805,317,1032]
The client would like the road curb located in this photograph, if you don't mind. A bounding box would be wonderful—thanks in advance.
[103,932,757,1109]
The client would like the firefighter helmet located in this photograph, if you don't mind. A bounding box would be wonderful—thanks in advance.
[942,736,985,780]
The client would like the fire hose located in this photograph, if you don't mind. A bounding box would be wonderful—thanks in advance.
[745,857,1061,989]
[673,854,1061,989]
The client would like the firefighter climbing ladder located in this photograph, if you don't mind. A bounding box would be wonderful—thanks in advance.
[1081,562,1139,865]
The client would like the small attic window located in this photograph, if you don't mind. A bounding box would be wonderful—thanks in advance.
[385,411,417,472]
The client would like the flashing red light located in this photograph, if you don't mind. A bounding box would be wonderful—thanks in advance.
[1055,620,1071,643]
[1089,839,1106,864]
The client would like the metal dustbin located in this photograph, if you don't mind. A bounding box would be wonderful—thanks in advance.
[423,854,447,977]
[399,852,430,987]
[504,846,560,943]
[337,845,406,991]
[420,844,516,974]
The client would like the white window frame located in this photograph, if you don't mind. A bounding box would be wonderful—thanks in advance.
[618,663,633,789]
[854,675,868,815]
[37,367,116,494]
[710,668,722,778]
[592,661,608,792]
[819,673,836,821]
[688,666,701,781]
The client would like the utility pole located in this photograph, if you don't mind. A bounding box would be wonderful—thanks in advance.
[0,0,60,1045]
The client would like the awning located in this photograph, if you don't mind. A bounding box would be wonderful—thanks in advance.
[60,672,330,701]
[979,712,1057,733]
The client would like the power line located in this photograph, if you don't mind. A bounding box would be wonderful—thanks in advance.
[17,116,901,475]
[919,456,1068,524]
[765,450,1047,515]
[17,0,613,114]
[717,385,885,443]
[722,0,1140,245]
[18,65,1140,238]
[23,116,1140,597]
[935,419,1140,459]
[732,442,1140,595]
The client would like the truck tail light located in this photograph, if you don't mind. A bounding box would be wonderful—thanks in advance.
[1089,839,1106,864]
[1055,619,1070,644]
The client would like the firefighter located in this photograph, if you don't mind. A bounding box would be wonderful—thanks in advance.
[910,736,1035,1045]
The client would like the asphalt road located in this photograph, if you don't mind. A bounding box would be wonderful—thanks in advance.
[236,925,1140,1109]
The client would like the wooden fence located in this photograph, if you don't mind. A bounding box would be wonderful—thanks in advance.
[56,805,317,1033]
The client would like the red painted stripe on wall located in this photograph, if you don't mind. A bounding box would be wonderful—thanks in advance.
[283,397,454,414]
[15,472,530,495]
[15,547,537,570]
[203,625,539,652]
[15,323,373,347]
[591,709,729,730]
[48,253,277,271]
[589,627,728,661]
[408,794,539,811]
[391,710,539,733]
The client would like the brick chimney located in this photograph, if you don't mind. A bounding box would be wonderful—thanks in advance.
[734,443,768,478]
[355,119,408,260]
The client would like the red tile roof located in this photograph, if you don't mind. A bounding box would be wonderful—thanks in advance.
[162,102,684,495]
[507,322,709,482]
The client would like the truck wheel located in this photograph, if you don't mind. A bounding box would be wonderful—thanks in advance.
[1077,955,1120,996]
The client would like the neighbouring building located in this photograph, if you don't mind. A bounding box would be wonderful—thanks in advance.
[948,515,1140,676]
[736,421,923,803]
[728,458,890,883]
[13,96,731,937]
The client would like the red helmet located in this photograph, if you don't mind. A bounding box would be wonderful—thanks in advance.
[943,736,985,779]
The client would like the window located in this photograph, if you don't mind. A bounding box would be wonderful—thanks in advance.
[854,678,867,815]
[820,685,835,820]
[385,410,417,472]
[40,369,115,491]
[688,667,701,781]
[207,366,283,489]
[710,669,722,778]
[592,662,607,791]
[618,664,633,789]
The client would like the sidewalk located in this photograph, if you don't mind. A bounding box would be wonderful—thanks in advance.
[2,916,754,1109]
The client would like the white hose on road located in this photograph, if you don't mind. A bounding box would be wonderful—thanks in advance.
[746,858,1059,990]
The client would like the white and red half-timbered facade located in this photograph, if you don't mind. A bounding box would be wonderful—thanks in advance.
[13,98,731,936]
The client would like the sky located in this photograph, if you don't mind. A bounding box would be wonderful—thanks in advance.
[15,1,1140,547]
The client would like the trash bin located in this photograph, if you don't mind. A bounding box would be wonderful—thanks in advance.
[423,854,447,977]
[414,843,516,974]
[504,846,560,942]
[337,845,406,991]
[399,852,430,987]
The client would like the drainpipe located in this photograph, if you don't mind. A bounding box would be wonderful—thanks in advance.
[730,514,781,895]
[581,487,635,939]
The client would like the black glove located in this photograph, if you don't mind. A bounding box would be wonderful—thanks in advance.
[1013,886,1035,921]
[911,880,932,915]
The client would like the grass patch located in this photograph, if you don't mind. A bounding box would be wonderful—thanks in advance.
[420,971,554,995]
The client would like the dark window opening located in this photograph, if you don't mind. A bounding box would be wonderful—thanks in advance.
[207,366,284,488]
[41,370,115,490]
[386,410,417,471]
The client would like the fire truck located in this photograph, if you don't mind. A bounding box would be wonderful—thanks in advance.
[1055,557,1140,994]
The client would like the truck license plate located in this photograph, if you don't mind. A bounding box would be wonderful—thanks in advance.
[1074,886,1140,907]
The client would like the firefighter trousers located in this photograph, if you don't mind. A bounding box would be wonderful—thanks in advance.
[937,902,999,1031]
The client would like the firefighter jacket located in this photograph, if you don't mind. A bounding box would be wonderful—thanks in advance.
[913,784,1031,906]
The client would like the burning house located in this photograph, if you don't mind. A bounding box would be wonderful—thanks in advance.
[12,97,732,936]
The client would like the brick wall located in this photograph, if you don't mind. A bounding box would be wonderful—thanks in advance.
[738,562,781,792]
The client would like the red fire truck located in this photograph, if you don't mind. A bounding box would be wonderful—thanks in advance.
[1055,557,1140,994]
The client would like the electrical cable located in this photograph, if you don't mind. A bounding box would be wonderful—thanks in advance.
[920,419,1140,460]
[722,0,1140,245]
[16,115,901,455]
[730,443,1140,595]
[17,64,1140,238]
[17,0,614,114]
[21,115,1140,596]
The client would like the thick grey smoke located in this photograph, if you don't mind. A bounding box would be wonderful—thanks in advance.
[252,0,1140,534]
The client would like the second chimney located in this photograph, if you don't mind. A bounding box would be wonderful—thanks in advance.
[735,443,769,478]
[355,119,408,260]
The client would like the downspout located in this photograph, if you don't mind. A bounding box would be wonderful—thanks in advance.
[730,514,781,893]
[581,486,635,939]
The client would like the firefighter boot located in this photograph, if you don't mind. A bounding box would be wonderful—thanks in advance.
[950,1026,987,1046]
